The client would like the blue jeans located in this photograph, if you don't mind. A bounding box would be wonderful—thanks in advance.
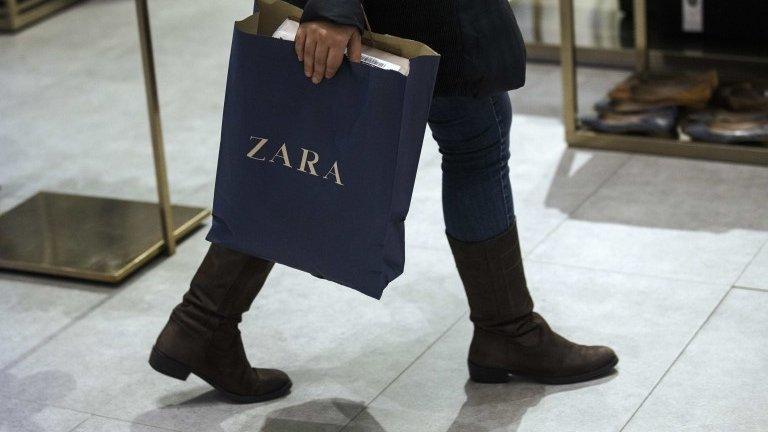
[428,92,514,243]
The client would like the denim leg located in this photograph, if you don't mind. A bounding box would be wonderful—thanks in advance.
[428,92,514,243]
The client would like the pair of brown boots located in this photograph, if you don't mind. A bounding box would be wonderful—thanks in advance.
[150,221,617,403]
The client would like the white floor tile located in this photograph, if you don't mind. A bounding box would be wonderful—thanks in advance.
[343,262,729,432]
[624,288,768,432]
[531,156,768,284]
[0,398,90,432]
[0,276,110,368]
[736,242,768,291]
[71,416,168,432]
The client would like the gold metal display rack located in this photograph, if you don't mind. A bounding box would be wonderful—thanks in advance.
[558,0,768,166]
[0,0,210,283]
[521,0,636,68]
[0,0,81,31]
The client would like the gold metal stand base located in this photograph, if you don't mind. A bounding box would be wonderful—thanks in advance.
[0,0,83,32]
[0,192,210,283]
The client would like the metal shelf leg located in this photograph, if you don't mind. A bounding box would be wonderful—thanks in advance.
[135,0,176,255]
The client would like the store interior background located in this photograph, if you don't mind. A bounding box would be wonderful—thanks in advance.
[1,1,767,431]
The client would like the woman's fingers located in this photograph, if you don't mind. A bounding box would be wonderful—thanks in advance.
[326,47,345,79]
[303,36,317,78]
[296,22,360,83]
[312,43,329,84]
[348,31,362,63]
[294,26,305,60]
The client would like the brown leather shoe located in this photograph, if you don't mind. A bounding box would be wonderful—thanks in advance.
[609,70,719,108]
[448,222,618,385]
[149,243,291,403]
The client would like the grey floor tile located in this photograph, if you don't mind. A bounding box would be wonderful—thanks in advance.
[514,205,569,256]
[530,156,768,284]
[0,276,111,368]
[0,229,468,432]
[0,0,248,211]
[0,398,90,432]
[572,156,768,232]
[0,77,158,205]
[71,416,171,432]
[73,410,350,432]
[508,64,564,119]
[623,288,768,432]
[0,1,134,103]
[0,67,218,209]
[515,143,629,215]
[736,242,768,291]
[343,262,729,432]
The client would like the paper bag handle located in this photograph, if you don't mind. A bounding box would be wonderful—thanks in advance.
[361,3,372,32]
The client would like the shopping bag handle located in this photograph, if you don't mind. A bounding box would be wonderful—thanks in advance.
[361,3,372,32]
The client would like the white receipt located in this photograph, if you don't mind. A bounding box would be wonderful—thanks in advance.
[272,19,301,41]
[273,19,410,76]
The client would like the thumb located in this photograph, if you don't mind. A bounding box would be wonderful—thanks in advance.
[348,31,362,63]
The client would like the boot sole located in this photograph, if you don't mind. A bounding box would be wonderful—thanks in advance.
[149,346,292,403]
[468,356,618,385]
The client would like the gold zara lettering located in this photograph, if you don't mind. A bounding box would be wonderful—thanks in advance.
[269,143,292,167]
[246,136,344,186]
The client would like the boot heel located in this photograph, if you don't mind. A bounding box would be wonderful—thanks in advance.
[149,347,191,381]
[468,360,511,383]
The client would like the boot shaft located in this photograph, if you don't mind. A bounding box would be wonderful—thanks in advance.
[447,222,533,328]
[157,243,274,364]
[184,243,274,321]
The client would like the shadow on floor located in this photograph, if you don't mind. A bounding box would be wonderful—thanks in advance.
[259,399,378,432]
[131,371,616,432]
[445,373,616,432]
[131,389,245,432]
[131,393,371,432]
[543,148,768,233]
[0,369,78,432]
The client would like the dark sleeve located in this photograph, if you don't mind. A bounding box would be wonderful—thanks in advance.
[300,0,365,33]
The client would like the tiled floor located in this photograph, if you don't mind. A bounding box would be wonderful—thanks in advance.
[1,1,767,432]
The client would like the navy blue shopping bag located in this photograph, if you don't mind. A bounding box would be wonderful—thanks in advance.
[206,0,439,299]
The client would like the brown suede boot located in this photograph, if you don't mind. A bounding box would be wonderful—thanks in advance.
[149,243,291,403]
[448,221,618,385]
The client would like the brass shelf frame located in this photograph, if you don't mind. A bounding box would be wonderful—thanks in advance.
[0,0,82,31]
[0,192,210,283]
[525,42,633,68]
[0,0,210,283]
[557,0,768,166]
